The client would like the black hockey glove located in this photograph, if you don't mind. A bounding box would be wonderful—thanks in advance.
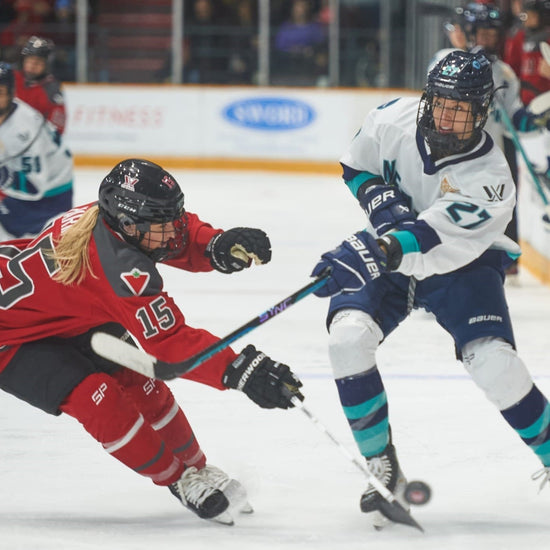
[206,227,272,274]
[357,183,415,237]
[223,345,304,409]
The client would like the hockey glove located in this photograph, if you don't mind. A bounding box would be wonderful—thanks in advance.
[311,231,389,298]
[223,345,304,409]
[206,227,272,274]
[357,184,415,236]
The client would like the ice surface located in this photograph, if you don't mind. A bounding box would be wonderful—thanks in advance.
[1,169,549,549]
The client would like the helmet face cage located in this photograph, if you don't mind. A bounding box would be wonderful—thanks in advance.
[417,51,493,158]
[98,159,189,262]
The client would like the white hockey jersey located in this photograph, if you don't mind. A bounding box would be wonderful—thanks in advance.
[340,96,520,280]
[0,99,72,201]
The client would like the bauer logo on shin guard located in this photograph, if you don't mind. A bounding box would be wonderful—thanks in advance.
[345,234,381,279]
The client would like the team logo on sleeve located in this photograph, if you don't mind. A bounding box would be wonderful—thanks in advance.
[121,268,150,296]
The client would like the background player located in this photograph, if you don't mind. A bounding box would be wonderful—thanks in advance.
[13,35,66,135]
[505,0,550,106]
[0,62,72,240]
[0,158,304,525]
[311,50,550,529]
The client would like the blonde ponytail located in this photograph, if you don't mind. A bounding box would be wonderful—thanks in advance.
[50,206,100,285]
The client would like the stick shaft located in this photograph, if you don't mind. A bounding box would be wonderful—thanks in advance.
[289,395,423,531]
[92,270,330,380]
[495,94,549,205]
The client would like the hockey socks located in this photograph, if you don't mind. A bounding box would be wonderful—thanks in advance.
[500,384,550,467]
[60,373,184,485]
[112,369,206,469]
[335,367,390,457]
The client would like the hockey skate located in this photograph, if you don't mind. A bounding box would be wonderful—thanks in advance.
[532,466,550,491]
[169,466,233,525]
[360,442,409,530]
[201,464,253,514]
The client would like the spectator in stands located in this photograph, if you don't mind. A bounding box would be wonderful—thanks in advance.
[49,0,77,82]
[184,0,227,83]
[225,0,257,84]
[0,0,52,64]
[13,35,66,134]
[154,40,198,84]
[273,0,328,86]
[0,1,16,24]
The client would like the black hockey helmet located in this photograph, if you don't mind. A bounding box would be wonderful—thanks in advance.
[98,159,187,261]
[522,0,550,28]
[0,62,14,116]
[0,62,14,95]
[417,50,494,158]
[462,2,502,32]
[21,35,55,59]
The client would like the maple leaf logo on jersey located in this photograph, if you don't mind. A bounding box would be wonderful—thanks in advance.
[121,175,138,192]
[121,268,150,296]
[440,176,458,194]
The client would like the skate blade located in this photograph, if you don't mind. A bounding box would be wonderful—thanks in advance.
[224,480,253,514]
[211,510,234,526]
[372,511,390,531]
[239,501,254,514]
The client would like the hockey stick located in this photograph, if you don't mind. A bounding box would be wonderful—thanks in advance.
[494,92,550,226]
[540,41,550,66]
[285,390,424,532]
[528,90,550,119]
[90,269,331,380]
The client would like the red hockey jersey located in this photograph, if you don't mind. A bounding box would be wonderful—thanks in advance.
[504,30,550,105]
[14,70,66,134]
[0,203,236,389]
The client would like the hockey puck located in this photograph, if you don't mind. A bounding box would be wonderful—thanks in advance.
[404,480,431,506]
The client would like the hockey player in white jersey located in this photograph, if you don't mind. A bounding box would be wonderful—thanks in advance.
[311,50,550,529]
[429,3,550,280]
[0,62,72,241]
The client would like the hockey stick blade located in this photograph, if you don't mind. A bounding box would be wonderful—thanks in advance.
[377,499,423,532]
[91,332,158,378]
[287,392,424,532]
[528,90,550,116]
[540,41,550,66]
[91,269,331,380]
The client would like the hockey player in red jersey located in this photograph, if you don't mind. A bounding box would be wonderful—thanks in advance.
[14,35,66,134]
[504,0,550,105]
[0,158,304,525]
